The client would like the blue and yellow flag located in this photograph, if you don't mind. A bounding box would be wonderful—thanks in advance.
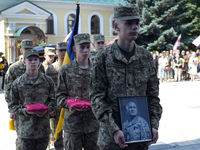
[54,3,80,142]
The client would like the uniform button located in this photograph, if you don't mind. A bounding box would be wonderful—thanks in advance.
[128,83,131,87]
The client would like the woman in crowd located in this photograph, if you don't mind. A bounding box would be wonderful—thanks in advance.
[158,52,168,82]
[173,53,184,82]
[188,52,198,81]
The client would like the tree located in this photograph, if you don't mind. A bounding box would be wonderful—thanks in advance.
[118,0,193,51]
[174,0,200,50]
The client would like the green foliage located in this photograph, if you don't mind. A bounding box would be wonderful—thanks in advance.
[122,0,194,51]
[17,43,21,49]
[0,52,4,57]
[38,42,47,46]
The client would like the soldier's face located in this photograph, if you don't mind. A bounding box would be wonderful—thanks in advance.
[45,54,55,63]
[24,56,39,70]
[57,49,66,59]
[74,43,91,60]
[93,41,105,51]
[127,102,138,116]
[115,19,140,41]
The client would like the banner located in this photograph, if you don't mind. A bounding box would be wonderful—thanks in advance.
[173,34,181,53]
[192,35,200,47]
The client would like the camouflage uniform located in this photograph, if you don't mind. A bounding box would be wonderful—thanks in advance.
[8,49,56,150]
[123,116,151,142]
[43,47,56,72]
[45,42,67,150]
[4,40,45,150]
[90,40,162,150]
[46,61,61,87]
[89,50,99,61]
[56,33,99,150]
[42,61,48,72]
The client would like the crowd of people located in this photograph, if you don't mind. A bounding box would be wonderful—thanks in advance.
[3,5,163,150]
[152,49,200,82]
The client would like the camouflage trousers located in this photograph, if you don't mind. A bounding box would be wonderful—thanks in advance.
[49,116,63,150]
[63,131,99,150]
[16,138,21,150]
[18,136,49,150]
[14,118,21,150]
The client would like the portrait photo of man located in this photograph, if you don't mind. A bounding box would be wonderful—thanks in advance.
[122,101,152,143]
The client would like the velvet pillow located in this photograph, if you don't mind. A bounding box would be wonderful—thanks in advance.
[25,103,49,112]
[65,98,91,109]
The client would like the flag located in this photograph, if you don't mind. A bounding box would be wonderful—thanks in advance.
[54,3,79,142]
[173,34,181,53]
[192,35,200,47]
[63,31,72,42]
[106,36,119,46]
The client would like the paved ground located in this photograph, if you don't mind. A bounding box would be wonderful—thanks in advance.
[0,78,200,150]
[150,79,200,150]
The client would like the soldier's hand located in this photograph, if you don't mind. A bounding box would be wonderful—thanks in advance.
[74,107,90,111]
[49,110,56,117]
[114,130,128,148]
[150,128,158,144]
[10,113,16,120]
[35,110,47,117]
[26,110,36,116]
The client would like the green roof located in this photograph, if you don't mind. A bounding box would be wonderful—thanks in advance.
[0,0,52,15]
[31,0,121,5]
[14,26,45,37]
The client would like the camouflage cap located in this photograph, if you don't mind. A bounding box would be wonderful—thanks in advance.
[93,34,105,43]
[74,33,91,45]
[114,5,142,20]
[57,42,68,50]
[21,39,34,49]
[24,49,39,58]
[89,50,99,59]
[44,47,56,56]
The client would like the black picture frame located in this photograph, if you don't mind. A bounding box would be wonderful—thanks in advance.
[118,96,152,144]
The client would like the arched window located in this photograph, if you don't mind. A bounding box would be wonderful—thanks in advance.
[91,15,100,34]
[46,15,54,34]
[68,14,76,33]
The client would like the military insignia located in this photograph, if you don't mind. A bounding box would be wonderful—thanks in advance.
[27,41,30,45]
[132,9,135,13]
[84,35,86,38]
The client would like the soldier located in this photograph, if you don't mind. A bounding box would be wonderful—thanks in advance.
[8,49,56,150]
[4,39,45,150]
[46,42,67,150]
[90,34,106,62]
[56,33,99,150]
[123,102,151,142]
[90,5,162,150]
[89,50,99,62]
[92,34,106,51]
[42,47,56,72]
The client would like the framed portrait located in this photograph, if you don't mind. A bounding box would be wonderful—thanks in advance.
[118,96,152,144]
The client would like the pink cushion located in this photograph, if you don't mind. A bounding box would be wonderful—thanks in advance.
[65,98,91,109]
[25,103,49,112]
